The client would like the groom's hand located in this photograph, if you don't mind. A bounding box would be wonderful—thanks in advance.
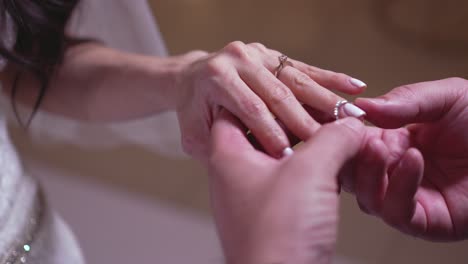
[347,78,468,241]
[208,110,366,264]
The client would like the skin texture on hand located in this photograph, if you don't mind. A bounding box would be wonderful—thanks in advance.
[208,111,366,264]
[1,39,365,162]
[175,41,366,160]
[0,42,199,122]
[347,77,468,241]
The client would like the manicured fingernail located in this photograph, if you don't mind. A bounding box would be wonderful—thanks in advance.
[350,78,367,88]
[282,147,294,157]
[343,103,366,119]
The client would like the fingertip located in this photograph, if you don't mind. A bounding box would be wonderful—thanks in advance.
[404,148,424,164]
[331,76,367,95]
[348,78,368,94]
[342,103,367,120]
[275,137,293,159]
[282,147,294,158]
[261,130,292,159]
[349,78,367,88]
[365,137,389,163]
[324,72,367,94]
[335,82,366,95]
[241,112,292,159]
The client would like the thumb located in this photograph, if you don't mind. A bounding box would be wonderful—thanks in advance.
[355,78,466,128]
[209,108,271,173]
[289,117,366,180]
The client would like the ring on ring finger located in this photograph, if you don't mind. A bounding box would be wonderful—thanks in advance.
[274,55,293,78]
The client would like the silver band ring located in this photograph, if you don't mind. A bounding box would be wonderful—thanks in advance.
[274,54,290,78]
[334,100,348,120]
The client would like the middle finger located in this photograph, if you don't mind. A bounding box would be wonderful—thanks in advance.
[239,65,321,141]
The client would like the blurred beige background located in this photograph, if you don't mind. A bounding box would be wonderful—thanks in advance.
[11,0,468,263]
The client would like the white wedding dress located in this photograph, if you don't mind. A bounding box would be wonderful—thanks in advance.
[0,1,182,263]
[0,13,84,264]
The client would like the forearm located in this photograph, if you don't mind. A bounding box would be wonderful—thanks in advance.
[7,42,202,122]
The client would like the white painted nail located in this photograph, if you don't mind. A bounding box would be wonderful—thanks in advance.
[343,103,366,118]
[282,147,294,157]
[350,78,367,88]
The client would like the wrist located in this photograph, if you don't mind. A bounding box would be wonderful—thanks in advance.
[167,50,209,110]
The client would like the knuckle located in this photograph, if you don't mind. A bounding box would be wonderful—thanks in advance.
[387,85,423,119]
[248,42,267,52]
[204,57,228,76]
[226,40,245,49]
[292,71,312,87]
[240,98,268,117]
[224,41,250,60]
[392,84,418,100]
[387,84,428,120]
[269,85,294,107]
[303,65,320,77]
[325,91,341,104]
[384,84,420,109]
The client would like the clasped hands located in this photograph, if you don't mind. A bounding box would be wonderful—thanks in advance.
[206,77,468,264]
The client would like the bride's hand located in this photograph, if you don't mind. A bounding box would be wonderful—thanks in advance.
[174,41,367,159]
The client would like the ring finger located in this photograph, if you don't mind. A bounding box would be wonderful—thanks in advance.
[278,66,366,120]
[239,65,321,142]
